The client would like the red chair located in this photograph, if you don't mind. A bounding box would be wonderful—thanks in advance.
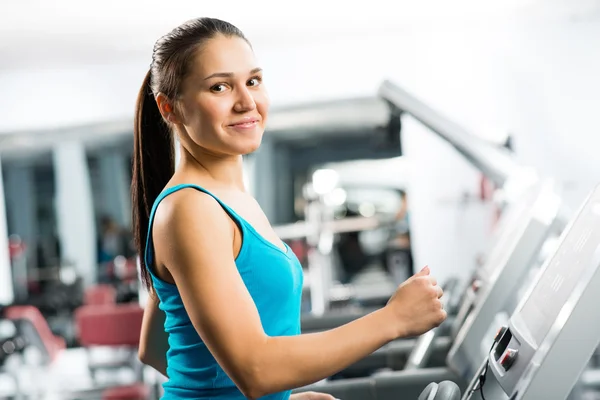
[102,383,150,400]
[3,305,66,364]
[74,303,145,383]
[75,303,143,347]
[84,285,117,306]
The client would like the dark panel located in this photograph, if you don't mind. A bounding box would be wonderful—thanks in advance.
[287,134,401,172]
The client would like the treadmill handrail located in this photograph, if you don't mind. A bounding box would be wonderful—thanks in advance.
[378,80,521,187]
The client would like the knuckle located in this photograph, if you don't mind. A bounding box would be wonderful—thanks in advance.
[427,286,438,298]
[439,310,447,322]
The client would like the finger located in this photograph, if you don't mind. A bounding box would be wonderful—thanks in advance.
[440,307,448,321]
[435,285,444,298]
[428,275,437,286]
[416,265,430,276]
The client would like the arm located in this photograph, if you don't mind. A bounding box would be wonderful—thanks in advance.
[138,290,169,377]
[154,191,439,399]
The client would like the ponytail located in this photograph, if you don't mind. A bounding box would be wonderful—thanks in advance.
[132,70,175,291]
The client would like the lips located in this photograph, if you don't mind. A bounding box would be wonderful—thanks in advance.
[228,118,259,127]
[230,121,257,128]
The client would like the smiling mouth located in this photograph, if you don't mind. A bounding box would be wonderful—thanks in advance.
[228,120,258,128]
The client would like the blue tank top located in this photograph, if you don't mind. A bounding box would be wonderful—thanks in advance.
[144,184,304,400]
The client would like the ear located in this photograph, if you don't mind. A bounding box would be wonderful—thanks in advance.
[156,93,181,124]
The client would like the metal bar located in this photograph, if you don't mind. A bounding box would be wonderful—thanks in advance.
[378,79,522,187]
[274,216,382,240]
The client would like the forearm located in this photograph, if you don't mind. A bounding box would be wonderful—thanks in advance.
[255,308,397,394]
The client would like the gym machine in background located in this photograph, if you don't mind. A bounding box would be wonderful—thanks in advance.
[281,79,544,328]
[289,81,582,394]
[292,176,565,390]
[446,179,564,379]
[293,183,600,400]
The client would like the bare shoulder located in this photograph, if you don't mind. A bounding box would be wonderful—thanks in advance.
[152,187,236,265]
[153,187,231,232]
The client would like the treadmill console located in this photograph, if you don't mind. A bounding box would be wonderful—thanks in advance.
[468,184,600,400]
[448,180,561,379]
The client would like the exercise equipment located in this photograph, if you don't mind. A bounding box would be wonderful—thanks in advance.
[294,183,600,400]
[0,319,26,366]
[446,179,563,379]
[319,177,563,379]
[292,177,565,396]
[327,81,566,375]
[419,381,462,400]
[289,78,539,329]
[296,78,567,380]
[378,80,523,190]
[449,182,600,399]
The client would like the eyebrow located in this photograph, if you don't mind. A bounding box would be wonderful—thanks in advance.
[203,68,263,81]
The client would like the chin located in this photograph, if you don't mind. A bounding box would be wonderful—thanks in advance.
[241,133,264,154]
[221,127,264,155]
[226,137,262,156]
[241,140,262,155]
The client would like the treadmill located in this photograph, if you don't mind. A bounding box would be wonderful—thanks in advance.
[446,179,564,380]
[327,179,554,377]
[296,182,600,400]
[297,78,535,334]
[290,86,565,395]
[292,177,563,397]
[445,182,600,400]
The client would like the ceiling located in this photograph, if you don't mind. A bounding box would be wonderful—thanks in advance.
[2,0,599,71]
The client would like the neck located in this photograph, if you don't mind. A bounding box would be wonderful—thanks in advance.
[178,144,247,191]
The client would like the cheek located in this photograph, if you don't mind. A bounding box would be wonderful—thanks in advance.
[197,99,230,128]
[255,92,270,120]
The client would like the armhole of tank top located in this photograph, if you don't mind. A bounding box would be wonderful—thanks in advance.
[144,188,174,285]
[143,184,248,285]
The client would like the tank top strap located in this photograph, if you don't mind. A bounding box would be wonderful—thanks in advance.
[144,183,246,271]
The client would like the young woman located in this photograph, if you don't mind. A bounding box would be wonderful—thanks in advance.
[133,17,446,400]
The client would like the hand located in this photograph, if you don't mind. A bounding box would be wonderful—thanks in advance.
[290,391,339,400]
[385,266,446,338]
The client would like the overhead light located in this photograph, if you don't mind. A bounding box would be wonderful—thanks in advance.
[312,169,340,195]
[324,188,347,207]
[359,202,376,217]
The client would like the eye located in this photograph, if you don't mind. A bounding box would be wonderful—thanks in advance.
[210,83,228,93]
[247,76,262,87]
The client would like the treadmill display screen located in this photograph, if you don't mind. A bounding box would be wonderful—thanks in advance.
[518,197,600,346]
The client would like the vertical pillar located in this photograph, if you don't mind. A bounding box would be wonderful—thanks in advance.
[4,164,37,302]
[98,150,131,228]
[53,141,97,287]
[273,145,294,224]
[5,164,38,258]
[0,157,14,305]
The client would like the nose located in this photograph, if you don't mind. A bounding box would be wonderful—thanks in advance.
[233,86,256,113]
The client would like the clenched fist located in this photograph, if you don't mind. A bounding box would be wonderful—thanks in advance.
[385,266,447,338]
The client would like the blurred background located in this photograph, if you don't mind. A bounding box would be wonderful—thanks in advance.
[0,0,599,399]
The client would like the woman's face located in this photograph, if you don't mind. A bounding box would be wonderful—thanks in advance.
[176,34,269,157]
